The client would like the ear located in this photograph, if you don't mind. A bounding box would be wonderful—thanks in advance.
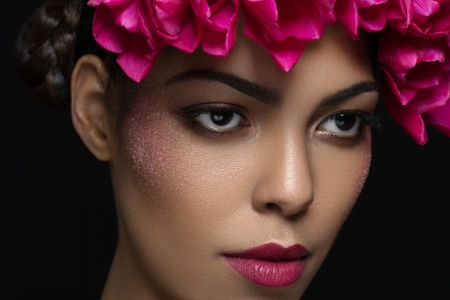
[71,55,113,161]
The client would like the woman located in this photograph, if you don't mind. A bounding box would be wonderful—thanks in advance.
[7,0,450,299]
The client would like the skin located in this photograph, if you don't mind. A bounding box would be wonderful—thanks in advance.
[71,24,378,299]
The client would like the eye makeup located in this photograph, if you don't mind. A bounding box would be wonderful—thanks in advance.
[179,103,250,136]
[177,97,379,148]
[315,109,381,145]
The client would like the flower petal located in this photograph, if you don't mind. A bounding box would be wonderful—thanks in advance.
[405,61,443,89]
[109,1,140,32]
[412,72,450,113]
[92,4,133,53]
[382,78,428,145]
[423,96,450,137]
[116,33,164,82]
[192,0,239,57]
[359,3,387,32]
[335,0,359,39]
[382,66,418,105]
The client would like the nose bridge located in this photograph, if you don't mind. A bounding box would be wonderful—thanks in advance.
[252,131,314,217]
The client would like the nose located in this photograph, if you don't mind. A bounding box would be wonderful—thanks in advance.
[251,135,314,217]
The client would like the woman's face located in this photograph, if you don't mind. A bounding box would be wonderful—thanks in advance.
[107,24,378,299]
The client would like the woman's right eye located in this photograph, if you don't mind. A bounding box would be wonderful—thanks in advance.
[193,110,245,131]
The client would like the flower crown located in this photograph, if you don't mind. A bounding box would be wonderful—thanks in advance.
[87,0,450,145]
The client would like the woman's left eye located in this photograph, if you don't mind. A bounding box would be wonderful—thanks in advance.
[319,112,362,136]
[193,109,244,131]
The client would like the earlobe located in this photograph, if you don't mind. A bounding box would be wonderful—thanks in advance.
[71,55,113,162]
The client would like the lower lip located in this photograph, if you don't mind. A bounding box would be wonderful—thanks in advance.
[224,256,306,287]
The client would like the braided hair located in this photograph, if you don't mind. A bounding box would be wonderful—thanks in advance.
[14,0,121,108]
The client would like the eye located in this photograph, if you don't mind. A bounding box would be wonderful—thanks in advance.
[194,109,244,131]
[320,112,362,136]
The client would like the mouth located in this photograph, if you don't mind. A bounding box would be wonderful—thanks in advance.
[223,242,309,288]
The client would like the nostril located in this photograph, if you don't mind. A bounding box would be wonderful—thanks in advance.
[266,203,281,211]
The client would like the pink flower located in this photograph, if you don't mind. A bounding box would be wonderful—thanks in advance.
[89,1,165,82]
[190,0,240,57]
[317,0,337,24]
[379,27,450,144]
[334,0,389,39]
[387,0,450,38]
[241,0,330,72]
[140,0,202,53]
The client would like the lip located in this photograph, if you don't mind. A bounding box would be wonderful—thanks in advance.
[223,243,309,288]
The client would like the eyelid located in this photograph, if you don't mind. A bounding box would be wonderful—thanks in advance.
[319,109,379,129]
[180,103,248,118]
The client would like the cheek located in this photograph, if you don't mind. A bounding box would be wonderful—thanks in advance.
[308,132,372,243]
[120,99,188,216]
[119,99,250,234]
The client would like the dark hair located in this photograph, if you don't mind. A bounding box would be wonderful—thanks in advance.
[14,0,125,108]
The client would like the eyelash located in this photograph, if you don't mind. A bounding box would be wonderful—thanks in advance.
[181,104,249,135]
[317,109,381,141]
[181,105,381,141]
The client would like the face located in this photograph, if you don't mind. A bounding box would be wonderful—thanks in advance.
[106,24,378,299]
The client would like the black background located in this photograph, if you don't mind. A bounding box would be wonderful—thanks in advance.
[2,1,450,299]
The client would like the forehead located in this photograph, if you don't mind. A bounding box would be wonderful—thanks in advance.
[150,24,374,95]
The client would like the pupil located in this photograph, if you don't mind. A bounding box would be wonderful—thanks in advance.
[335,114,356,130]
[211,110,233,126]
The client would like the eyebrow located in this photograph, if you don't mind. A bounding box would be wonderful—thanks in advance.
[165,70,379,107]
[165,70,281,107]
[320,81,379,107]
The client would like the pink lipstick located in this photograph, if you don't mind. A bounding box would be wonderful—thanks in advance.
[224,243,309,287]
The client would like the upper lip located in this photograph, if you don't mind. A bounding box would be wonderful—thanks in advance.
[226,242,309,261]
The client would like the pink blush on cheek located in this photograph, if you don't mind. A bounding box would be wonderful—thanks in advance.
[346,139,372,214]
[121,99,178,191]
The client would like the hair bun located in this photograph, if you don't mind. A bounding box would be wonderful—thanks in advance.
[14,0,83,108]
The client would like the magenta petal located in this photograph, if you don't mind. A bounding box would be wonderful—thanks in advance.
[381,66,418,105]
[428,4,450,36]
[208,0,238,31]
[405,61,444,88]
[202,24,235,57]
[412,0,440,25]
[109,1,140,32]
[193,0,238,56]
[88,0,135,6]
[167,14,202,53]
[242,4,307,71]
[87,0,103,6]
[92,4,132,53]
[399,85,420,104]
[242,0,278,25]
[154,5,186,39]
[423,98,450,137]
[137,0,153,37]
[378,28,425,72]
[358,0,388,8]
[335,0,360,39]
[382,79,428,145]
[387,0,413,34]
[412,73,450,113]
[267,37,308,71]
[116,33,163,82]
[316,0,337,24]
[392,0,450,37]
[200,0,239,57]
[275,0,323,40]
[359,4,387,32]
[155,0,191,14]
